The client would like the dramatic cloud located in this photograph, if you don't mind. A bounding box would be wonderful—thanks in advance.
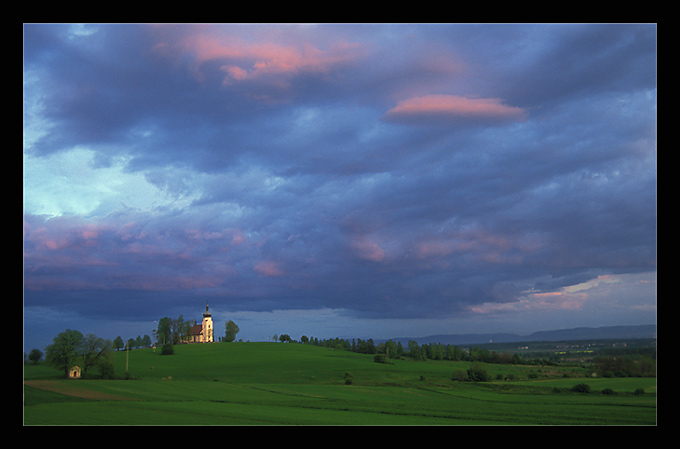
[23,24,656,350]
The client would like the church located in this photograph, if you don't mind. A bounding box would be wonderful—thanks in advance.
[188,303,214,343]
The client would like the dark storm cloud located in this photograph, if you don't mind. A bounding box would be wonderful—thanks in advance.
[24,24,656,338]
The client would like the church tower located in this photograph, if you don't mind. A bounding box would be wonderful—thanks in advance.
[202,302,214,343]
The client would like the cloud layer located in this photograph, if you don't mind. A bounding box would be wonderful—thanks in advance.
[23,24,656,347]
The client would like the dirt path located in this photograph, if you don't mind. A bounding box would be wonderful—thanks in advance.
[24,380,140,401]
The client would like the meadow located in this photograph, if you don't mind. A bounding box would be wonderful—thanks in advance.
[23,342,656,425]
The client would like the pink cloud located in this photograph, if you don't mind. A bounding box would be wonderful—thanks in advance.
[384,94,526,125]
[470,291,587,315]
[23,215,237,292]
[158,31,363,86]
[230,229,246,246]
[222,65,249,82]
[416,229,513,260]
[25,219,108,252]
[254,260,285,277]
[350,236,385,262]
[531,291,587,311]
[80,227,99,240]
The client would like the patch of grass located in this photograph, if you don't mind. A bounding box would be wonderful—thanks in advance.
[23,385,94,406]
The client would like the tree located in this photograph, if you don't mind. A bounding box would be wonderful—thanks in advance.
[408,340,425,360]
[446,345,465,361]
[384,340,399,360]
[157,316,193,344]
[81,334,114,378]
[224,320,240,342]
[113,336,124,351]
[45,329,84,378]
[170,314,188,344]
[594,355,637,378]
[28,348,43,365]
[157,317,173,345]
[179,317,193,343]
[427,343,444,360]
[637,356,656,377]
[279,334,292,343]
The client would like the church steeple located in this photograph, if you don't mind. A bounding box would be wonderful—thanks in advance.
[201,301,214,342]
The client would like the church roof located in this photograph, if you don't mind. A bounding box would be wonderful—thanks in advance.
[190,324,203,336]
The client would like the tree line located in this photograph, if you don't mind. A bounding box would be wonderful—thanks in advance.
[113,335,151,351]
[594,355,656,378]
[273,335,527,365]
[281,334,656,375]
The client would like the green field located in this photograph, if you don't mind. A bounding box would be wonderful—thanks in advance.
[23,342,656,425]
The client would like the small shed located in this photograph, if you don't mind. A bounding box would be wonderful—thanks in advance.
[69,365,81,379]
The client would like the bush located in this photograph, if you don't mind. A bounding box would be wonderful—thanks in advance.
[99,360,115,379]
[373,354,388,364]
[452,369,467,382]
[344,372,354,385]
[601,388,616,395]
[633,388,646,396]
[160,343,174,355]
[571,383,591,393]
[467,363,489,382]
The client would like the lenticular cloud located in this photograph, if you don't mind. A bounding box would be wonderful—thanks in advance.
[384,95,527,125]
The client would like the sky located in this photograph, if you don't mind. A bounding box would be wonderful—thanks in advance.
[23,23,657,352]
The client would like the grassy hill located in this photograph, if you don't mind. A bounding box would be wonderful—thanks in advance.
[24,342,657,425]
[116,342,371,384]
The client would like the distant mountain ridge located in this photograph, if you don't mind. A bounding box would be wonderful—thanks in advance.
[384,324,656,347]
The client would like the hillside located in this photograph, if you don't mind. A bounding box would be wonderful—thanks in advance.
[386,324,656,346]
[112,341,392,384]
[25,341,657,425]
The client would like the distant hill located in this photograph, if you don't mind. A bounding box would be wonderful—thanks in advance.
[385,324,656,347]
